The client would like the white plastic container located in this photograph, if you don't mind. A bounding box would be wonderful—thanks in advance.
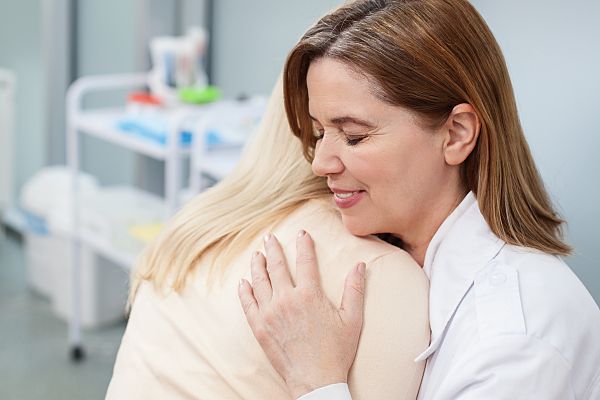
[149,27,209,104]
[20,167,130,328]
[24,232,60,298]
[20,166,99,298]
[49,238,129,328]
[23,230,129,328]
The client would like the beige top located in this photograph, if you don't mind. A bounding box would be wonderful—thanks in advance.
[106,199,430,400]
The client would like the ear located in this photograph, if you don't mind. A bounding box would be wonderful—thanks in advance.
[441,103,480,166]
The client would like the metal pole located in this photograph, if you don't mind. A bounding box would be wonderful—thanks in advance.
[66,78,84,362]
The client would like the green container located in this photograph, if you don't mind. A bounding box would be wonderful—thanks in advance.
[179,86,222,104]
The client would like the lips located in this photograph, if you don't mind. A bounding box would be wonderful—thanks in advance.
[330,187,365,209]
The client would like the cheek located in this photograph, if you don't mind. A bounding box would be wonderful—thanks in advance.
[341,146,390,184]
[365,148,411,190]
[366,141,443,202]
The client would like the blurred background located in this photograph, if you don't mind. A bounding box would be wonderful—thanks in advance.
[0,0,598,399]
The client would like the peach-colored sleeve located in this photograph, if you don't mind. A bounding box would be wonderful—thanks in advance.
[348,250,430,400]
[105,304,171,400]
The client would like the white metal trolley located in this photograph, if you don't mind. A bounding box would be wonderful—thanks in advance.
[66,73,245,360]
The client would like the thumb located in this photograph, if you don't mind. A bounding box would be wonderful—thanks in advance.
[340,262,366,325]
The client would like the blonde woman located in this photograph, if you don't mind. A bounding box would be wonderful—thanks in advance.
[105,78,430,400]
[238,1,600,399]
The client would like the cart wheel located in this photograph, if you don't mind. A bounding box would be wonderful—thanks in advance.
[70,345,86,362]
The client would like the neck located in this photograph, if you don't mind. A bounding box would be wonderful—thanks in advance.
[402,189,468,267]
[405,243,429,268]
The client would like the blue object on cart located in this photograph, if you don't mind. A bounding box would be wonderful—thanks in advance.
[117,117,192,146]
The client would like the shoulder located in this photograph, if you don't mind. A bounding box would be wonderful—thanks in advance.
[276,198,419,271]
[350,249,429,400]
[472,246,600,389]
[367,250,429,297]
[361,250,429,346]
[284,199,428,309]
[479,245,599,326]
[494,245,599,329]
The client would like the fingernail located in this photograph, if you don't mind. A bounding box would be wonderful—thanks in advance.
[298,229,306,237]
[264,233,271,243]
[239,279,245,288]
[356,262,366,276]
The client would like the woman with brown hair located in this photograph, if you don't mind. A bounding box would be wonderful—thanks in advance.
[238,0,600,399]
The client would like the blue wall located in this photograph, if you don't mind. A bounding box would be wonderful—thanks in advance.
[211,0,342,97]
[472,0,600,303]
[0,0,45,199]
[76,0,139,186]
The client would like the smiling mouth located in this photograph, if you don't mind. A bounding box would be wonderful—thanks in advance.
[334,190,365,199]
[330,190,366,209]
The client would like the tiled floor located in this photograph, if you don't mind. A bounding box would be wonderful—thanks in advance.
[0,229,126,400]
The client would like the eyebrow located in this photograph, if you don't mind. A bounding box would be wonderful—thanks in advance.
[309,114,376,128]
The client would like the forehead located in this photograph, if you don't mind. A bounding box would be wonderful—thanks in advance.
[306,57,413,125]
[306,58,374,117]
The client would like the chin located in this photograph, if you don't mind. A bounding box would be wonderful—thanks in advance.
[341,215,375,237]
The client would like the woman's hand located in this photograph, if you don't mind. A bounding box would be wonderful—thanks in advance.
[238,230,366,399]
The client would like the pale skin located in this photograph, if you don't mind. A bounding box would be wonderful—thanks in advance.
[238,58,480,398]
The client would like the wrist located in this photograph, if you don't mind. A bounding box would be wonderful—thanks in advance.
[289,383,316,400]
[287,375,348,399]
[295,383,353,400]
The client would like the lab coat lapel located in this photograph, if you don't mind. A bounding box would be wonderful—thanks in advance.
[415,192,505,361]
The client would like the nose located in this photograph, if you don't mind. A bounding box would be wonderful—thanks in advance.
[311,134,344,177]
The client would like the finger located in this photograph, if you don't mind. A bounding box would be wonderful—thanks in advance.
[340,262,366,325]
[250,251,272,306]
[263,233,294,293]
[295,230,320,288]
[238,279,259,326]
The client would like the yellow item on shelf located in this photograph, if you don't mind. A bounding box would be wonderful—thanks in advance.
[129,222,164,244]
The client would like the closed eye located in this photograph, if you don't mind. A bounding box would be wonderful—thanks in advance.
[312,125,367,146]
[344,135,367,146]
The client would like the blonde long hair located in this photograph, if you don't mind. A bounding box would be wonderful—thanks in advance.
[284,0,571,255]
[130,78,330,301]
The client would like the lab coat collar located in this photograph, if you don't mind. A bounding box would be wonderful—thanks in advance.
[415,192,505,362]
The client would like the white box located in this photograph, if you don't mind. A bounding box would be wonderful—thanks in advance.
[25,233,59,298]
[25,231,128,328]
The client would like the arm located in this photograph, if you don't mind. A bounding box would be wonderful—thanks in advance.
[348,251,429,398]
[105,284,170,400]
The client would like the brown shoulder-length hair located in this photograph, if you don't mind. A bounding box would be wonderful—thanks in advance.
[284,0,570,255]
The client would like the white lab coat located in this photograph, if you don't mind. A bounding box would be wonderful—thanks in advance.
[300,192,600,400]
